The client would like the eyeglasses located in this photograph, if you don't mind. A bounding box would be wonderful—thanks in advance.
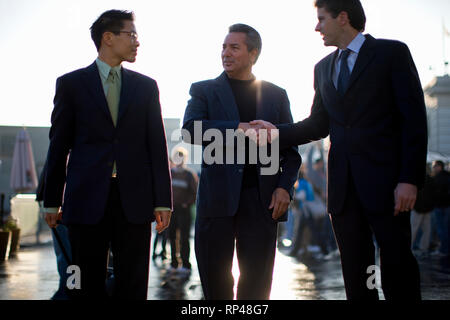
[113,30,138,41]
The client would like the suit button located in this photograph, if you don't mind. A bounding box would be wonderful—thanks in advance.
[238,169,243,173]
[107,162,113,167]
[114,139,119,144]
[346,125,351,129]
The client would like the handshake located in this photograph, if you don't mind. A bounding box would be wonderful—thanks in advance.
[237,120,279,146]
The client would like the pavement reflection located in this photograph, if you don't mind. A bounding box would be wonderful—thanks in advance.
[1,231,450,300]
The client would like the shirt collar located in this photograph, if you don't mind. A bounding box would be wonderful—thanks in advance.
[339,32,366,56]
[95,58,122,81]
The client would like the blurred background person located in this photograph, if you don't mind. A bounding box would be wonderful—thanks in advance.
[411,168,436,258]
[152,227,168,262]
[306,142,326,198]
[288,167,316,258]
[431,160,450,257]
[306,143,338,258]
[168,147,198,275]
[152,160,177,263]
[36,162,71,300]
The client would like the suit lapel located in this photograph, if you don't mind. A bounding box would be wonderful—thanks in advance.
[328,49,339,91]
[320,50,342,107]
[214,72,240,120]
[82,62,111,121]
[346,34,376,93]
[118,68,137,122]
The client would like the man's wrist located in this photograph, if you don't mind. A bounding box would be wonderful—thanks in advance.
[44,207,59,214]
[238,122,250,132]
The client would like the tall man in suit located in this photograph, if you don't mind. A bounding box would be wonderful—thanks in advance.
[252,0,427,300]
[183,24,301,300]
[43,10,172,300]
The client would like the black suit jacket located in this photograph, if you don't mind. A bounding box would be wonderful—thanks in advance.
[278,35,428,215]
[183,72,301,220]
[43,62,172,225]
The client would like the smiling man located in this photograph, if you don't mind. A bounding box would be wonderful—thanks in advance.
[42,10,172,299]
[252,0,427,300]
[183,24,301,300]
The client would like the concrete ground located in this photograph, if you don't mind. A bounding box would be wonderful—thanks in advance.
[1,228,450,300]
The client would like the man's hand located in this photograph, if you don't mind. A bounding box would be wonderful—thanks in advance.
[394,183,418,216]
[249,120,279,144]
[238,122,260,145]
[154,210,172,234]
[238,120,278,146]
[237,122,253,132]
[44,210,62,229]
[269,188,291,220]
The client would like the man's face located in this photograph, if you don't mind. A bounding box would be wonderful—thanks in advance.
[314,160,324,171]
[222,32,256,79]
[110,20,140,63]
[315,7,342,47]
[432,163,443,176]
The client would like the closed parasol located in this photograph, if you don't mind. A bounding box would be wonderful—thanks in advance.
[10,128,38,193]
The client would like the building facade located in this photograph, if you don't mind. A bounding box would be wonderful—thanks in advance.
[425,75,450,157]
[0,118,193,214]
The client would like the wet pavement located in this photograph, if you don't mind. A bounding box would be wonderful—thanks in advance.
[1,227,450,300]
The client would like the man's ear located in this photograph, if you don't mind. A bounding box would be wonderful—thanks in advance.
[250,48,259,65]
[337,11,350,26]
[102,31,114,47]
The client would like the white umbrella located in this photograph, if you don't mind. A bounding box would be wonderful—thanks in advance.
[10,129,38,193]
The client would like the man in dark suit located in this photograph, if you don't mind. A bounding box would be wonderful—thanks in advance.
[42,10,172,300]
[183,24,301,300]
[252,0,427,300]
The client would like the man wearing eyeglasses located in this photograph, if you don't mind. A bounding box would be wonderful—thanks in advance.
[42,10,172,300]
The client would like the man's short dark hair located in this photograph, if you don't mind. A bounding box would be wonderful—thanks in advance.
[90,10,135,51]
[315,0,366,32]
[315,158,324,165]
[228,23,262,64]
[433,160,445,170]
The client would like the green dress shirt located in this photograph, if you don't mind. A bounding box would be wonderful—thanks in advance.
[45,58,170,214]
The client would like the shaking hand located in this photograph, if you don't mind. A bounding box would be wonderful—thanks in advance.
[238,122,271,146]
[249,120,279,144]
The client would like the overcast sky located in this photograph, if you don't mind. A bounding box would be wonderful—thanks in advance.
[1,0,450,127]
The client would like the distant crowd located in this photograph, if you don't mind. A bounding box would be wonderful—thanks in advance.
[279,146,450,261]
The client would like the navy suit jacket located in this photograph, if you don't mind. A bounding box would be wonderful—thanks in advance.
[183,72,301,221]
[43,62,172,225]
[278,35,428,215]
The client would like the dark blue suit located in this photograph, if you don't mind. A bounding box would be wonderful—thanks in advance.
[183,72,301,299]
[43,62,172,299]
[278,35,427,300]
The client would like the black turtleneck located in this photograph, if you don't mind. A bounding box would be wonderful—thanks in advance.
[227,74,258,189]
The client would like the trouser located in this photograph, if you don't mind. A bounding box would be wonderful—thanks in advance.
[169,205,192,269]
[289,206,315,255]
[330,177,421,300]
[51,223,71,300]
[410,210,432,252]
[68,179,151,300]
[433,207,450,255]
[152,229,167,257]
[195,186,278,300]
